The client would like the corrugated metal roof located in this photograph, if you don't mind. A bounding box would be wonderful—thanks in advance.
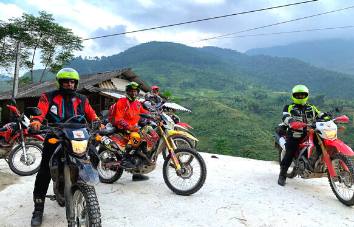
[100,91,125,99]
[164,102,192,112]
[101,91,191,112]
[0,68,150,100]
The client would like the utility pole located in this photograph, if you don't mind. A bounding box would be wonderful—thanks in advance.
[12,42,21,99]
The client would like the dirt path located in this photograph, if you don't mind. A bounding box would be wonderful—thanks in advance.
[0,153,353,227]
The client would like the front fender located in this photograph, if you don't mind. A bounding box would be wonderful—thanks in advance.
[324,139,354,156]
[177,123,193,129]
[174,124,189,131]
[68,155,100,186]
[167,130,198,141]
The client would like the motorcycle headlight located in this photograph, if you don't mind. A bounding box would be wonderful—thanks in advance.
[71,140,88,154]
[324,130,337,140]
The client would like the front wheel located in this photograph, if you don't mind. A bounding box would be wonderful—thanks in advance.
[69,179,101,226]
[8,142,42,176]
[327,153,354,206]
[97,150,123,184]
[163,148,207,196]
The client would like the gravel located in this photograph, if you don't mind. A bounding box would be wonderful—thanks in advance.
[0,152,353,227]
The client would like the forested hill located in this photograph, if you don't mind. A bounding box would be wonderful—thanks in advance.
[66,42,354,161]
[244,39,354,75]
[67,42,354,100]
[200,46,354,100]
[4,41,354,161]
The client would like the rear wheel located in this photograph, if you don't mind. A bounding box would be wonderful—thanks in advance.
[162,135,194,160]
[327,153,354,206]
[163,148,207,195]
[174,127,198,149]
[97,150,123,183]
[69,179,101,226]
[8,142,42,176]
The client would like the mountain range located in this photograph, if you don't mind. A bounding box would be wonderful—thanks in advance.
[2,41,354,161]
[245,38,354,75]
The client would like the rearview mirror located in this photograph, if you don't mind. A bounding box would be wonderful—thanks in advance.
[25,107,42,117]
[10,97,16,105]
[335,105,343,112]
[100,110,110,118]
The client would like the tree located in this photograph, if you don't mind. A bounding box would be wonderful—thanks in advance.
[161,90,180,103]
[312,93,325,106]
[0,20,31,74]
[2,11,83,82]
[210,137,232,155]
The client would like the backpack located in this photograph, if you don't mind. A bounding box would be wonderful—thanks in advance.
[108,103,117,125]
[275,123,287,135]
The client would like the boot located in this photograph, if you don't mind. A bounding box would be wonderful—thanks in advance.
[120,149,135,170]
[132,174,149,181]
[31,195,45,227]
[278,166,288,186]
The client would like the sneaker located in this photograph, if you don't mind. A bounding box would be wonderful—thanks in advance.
[132,174,149,181]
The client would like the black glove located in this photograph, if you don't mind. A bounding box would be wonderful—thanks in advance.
[326,111,333,117]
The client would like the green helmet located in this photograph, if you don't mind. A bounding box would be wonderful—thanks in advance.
[55,68,80,89]
[292,84,309,104]
[125,82,140,101]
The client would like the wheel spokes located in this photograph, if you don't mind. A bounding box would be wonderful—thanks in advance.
[331,158,354,201]
[166,152,202,191]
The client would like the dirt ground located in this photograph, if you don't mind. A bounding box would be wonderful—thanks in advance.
[0,152,354,227]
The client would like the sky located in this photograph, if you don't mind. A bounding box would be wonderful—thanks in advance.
[1,0,354,72]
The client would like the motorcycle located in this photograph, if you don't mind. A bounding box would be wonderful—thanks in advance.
[0,98,43,176]
[95,105,207,196]
[170,114,198,149]
[145,101,198,160]
[99,107,196,161]
[274,105,354,206]
[26,107,102,226]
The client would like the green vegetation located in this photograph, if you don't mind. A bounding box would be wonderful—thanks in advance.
[2,41,354,161]
[0,11,83,83]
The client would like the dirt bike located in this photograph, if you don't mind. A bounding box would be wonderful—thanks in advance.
[274,105,354,206]
[0,98,43,176]
[95,105,207,196]
[27,107,102,226]
[98,108,196,161]
[171,115,198,149]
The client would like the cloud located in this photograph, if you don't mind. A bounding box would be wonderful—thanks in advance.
[86,25,140,56]
[2,0,354,58]
[0,3,24,21]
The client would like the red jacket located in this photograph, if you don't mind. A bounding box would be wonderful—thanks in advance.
[33,90,99,123]
[109,97,149,129]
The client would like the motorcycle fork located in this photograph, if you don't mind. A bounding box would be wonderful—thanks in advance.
[63,154,75,225]
[18,123,28,163]
[157,125,181,172]
[315,131,337,177]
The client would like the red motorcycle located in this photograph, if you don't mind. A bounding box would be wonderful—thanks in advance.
[275,106,354,206]
[0,98,44,176]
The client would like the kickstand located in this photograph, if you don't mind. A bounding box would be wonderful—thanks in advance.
[46,195,56,201]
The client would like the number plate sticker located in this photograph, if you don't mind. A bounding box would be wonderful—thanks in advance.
[73,130,85,139]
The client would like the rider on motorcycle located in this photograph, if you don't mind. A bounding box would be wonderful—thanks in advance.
[109,82,150,180]
[143,85,162,108]
[28,68,103,226]
[278,84,329,186]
